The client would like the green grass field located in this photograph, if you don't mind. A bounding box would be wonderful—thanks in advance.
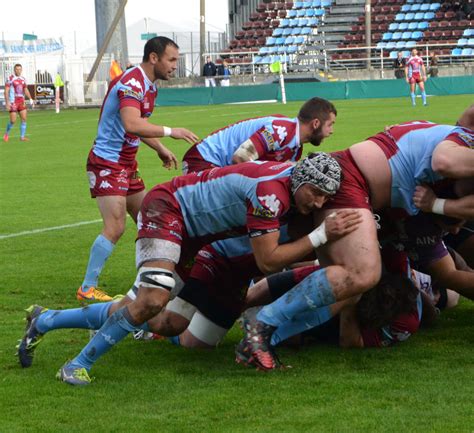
[1,95,473,432]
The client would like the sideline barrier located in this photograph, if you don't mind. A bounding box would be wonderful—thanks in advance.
[156,76,474,106]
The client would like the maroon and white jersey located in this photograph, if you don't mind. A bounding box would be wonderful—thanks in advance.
[6,74,27,103]
[406,55,424,77]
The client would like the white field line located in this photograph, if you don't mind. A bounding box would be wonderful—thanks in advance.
[0,219,103,240]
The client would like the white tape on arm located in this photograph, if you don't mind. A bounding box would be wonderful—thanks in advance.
[163,126,172,137]
[307,221,328,249]
[431,198,446,215]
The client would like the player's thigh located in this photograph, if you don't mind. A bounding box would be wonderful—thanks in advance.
[9,111,17,123]
[126,189,147,222]
[317,208,381,288]
[97,195,128,224]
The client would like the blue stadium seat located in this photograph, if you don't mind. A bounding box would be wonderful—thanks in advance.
[414,12,424,20]
[451,47,462,56]
[268,46,278,53]
[287,45,298,54]
[306,9,315,17]
[469,38,474,46]
[395,13,405,21]
[298,18,308,26]
[412,31,423,40]
[402,50,411,58]
[285,36,295,45]
[389,51,398,59]
[457,38,468,46]
[278,46,288,54]
[406,40,416,48]
[291,27,302,35]
[289,19,299,26]
[273,28,284,36]
[377,42,387,49]
[461,48,473,55]
[253,56,262,64]
[259,47,269,54]
[396,41,406,49]
[301,27,312,35]
[417,21,429,30]
[389,23,399,31]
[392,32,402,40]
[267,37,276,45]
[287,10,297,18]
[295,36,305,44]
[405,12,415,21]
[386,42,396,49]
[283,27,292,36]
[401,5,411,12]
[382,32,393,41]
[303,1,312,7]
[294,1,304,8]
[420,4,430,11]
[297,9,306,17]
[429,3,440,11]
[402,31,412,40]
[314,9,325,16]
[307,17,318,26]
[408,22,418,30]
[312,0,321,7]
[463,29,474,37]
[423,12,435,20]
[411,4,421,11]
[321,0,331,7]
[399,22,409,31]
[280,19,290,27]
[276,37,286,45]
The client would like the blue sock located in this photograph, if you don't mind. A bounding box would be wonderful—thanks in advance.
[270,306,332,346]
[20,122,26,138]
[71,306,138,371]
[5,122,13,134]
[422,91,427,105]
[82,234,115,289]
[257,268,336,328]
[168,335,181,346]
[35,302,113,333]
[410,93,416,106]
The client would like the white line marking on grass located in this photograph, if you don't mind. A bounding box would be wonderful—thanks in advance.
[0,219,103,239]
[210,110,263,117]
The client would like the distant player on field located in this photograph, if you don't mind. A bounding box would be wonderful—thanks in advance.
[3,64,35,142]
[405,49,428,107]
[77,36,198,302]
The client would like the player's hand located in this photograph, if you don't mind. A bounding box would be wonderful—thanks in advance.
[157,147,178,170]
[413,185,436,212]
[30,99,36,108]
[324,209,362,241]
[170,127,199,145]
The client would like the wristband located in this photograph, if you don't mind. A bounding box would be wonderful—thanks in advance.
[432,198,446,215]
[163,126,172,137]
[307,222,328,249]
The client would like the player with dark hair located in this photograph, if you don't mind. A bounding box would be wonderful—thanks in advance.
[182,97,337,174]
[77,36,198,302]
[3,64,35,142]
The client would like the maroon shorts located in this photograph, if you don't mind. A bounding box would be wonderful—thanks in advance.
[409,72,422,84]
[86,150,145,198]
[182,145,217,174]
[9,98,27,113]
[324,149,371,210]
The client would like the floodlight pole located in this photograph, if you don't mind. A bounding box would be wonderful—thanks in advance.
[365,0,371,69]
[86,0,128,83]
[200,0,206,75]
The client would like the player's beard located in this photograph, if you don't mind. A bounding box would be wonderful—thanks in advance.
[308,126,324,146]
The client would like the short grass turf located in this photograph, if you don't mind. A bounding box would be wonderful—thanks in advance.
[0,94,473,433]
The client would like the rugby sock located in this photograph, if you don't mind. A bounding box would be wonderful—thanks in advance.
[72,306,138,371]
[410,93,416,106]
[20,122,27,138]
[257,268,336,328]
[168,336,181,346]
[270,306,332,346]
[421,91,427,105]
[82,234,115,290]
[35,302,113,333]
[5,122,13,134]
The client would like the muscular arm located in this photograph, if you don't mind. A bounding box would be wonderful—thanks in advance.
[421,63,427,80]
[141,137,178,170]
[24,87,34,101]
[4,84,11,109]
[432,140,474,178]
[120,106,199,144]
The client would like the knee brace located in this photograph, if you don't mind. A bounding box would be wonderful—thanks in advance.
[138,267,175,292]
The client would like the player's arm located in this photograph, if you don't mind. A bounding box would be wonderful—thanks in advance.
[421,63,427,81]
[432,140,474,178]
[120,106,199,144]
[232,138,259,164]
[24,86,34,102]
[404,64,410,82]
[4,83,11,110]
[141,137,178,170]
[250,210,362,274]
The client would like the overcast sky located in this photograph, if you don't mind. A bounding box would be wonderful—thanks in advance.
[0,0,229,54]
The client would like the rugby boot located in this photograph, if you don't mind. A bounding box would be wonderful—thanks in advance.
[3,133,9,142]
[56,361,92,386]
[20,137,30,141]
[16,305,48,368]
[77,286,112,302]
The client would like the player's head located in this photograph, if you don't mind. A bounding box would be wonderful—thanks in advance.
[411,48,418,57]
[14,64,22,76]
[298,97,337,146]
[143,36,180,81]
[456,104,474,130]
[397,51,403,58]
[356,273,419,329]
[291,152,341,214]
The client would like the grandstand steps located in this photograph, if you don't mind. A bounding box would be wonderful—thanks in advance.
[324,15,360,23]
[329,6,365,15]
[321,24,354,33]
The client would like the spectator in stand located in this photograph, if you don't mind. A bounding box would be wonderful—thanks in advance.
[429,52,439,78]
[217,60,231,87]
[203,56,217,87]
[393,52,406,79]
